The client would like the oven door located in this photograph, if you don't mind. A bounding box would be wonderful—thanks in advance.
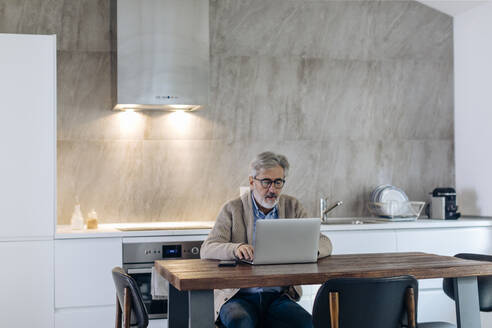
[126,267,168,319]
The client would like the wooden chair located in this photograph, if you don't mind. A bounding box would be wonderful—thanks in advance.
[312,276,418,328]
[112,267,149,328]
[313,275,455,328]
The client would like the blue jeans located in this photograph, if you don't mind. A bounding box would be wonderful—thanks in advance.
[219,292,313,328]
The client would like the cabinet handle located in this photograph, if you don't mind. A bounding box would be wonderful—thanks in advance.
[127,268,152,274]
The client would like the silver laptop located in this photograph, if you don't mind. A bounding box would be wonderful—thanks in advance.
[242,218,321,265]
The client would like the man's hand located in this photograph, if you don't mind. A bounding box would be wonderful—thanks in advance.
[235,244,254,261]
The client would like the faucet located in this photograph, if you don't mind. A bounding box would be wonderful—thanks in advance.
[320,198,343,222]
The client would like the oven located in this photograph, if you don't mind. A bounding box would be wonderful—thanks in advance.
[122,239,203,319]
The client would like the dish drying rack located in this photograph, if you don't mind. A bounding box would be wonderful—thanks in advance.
[367,201,425,221]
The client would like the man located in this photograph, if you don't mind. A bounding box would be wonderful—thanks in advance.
[201,151,333,328]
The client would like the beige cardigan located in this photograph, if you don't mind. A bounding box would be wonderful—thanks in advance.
[200,192,333,320]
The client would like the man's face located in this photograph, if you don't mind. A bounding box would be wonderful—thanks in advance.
[249,165,285,209]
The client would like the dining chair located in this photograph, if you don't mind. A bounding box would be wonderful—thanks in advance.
[112,266,149,328]
[420,253,492,328]
[312,275,455,328]
[312,275,419,328]
[443,253,492,312]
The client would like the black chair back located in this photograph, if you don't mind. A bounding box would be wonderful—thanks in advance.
[312,275,418,328]
[112,266,149,328]
[443,253,492,312]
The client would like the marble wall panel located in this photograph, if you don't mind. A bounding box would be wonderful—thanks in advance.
[58,140,145,224]
[0,0,110,52]
[0,0,455,224]
[142,111,216,140]
[140,140,237,221]
[315,139,454,217]
[372,58,454,140]
[209,55,453,142]
[58,138,454,224]
[57,51,453,143]
[0,0,63,35]
[58,139,328,223]
[57,0,111,52]
[211,0,452,62]
[57,50,118,140]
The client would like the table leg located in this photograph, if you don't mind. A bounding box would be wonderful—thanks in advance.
[168,285,214,328]
[188,290,214,328]
[453,276,481,328]
[168,284,189,328]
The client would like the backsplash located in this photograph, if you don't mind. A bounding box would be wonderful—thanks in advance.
[0,0,454,224]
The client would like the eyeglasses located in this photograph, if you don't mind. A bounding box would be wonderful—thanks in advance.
[253,177,286,189]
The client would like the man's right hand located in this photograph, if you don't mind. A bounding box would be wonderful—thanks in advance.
[235,244,254,261]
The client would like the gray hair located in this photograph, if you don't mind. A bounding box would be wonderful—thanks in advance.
[249,151,290,177]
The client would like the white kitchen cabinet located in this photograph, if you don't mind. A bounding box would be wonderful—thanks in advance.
[0,33,56,328]
[55,238,122,308]
[55,306,114,328]
[396,227,492,255]
[0,240,54,328]
[0,34,56,240]
[148,319,168,328]
[323,229,397,254]
[417,289,457,323]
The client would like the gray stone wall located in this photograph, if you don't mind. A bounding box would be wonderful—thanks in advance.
[0,0,454,224]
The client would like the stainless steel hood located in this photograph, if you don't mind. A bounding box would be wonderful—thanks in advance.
[111,0,209,111]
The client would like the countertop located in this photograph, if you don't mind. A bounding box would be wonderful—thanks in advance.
[56,221,215,239]
[55,217,492,239]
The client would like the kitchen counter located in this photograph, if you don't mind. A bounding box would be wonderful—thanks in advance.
[55,221,215,239]
[55,217,492,239]
[319,216,492,230]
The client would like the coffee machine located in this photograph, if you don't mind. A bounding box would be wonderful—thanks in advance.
[428,187,460,220]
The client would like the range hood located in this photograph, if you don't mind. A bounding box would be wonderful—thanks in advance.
[111,0,209,111]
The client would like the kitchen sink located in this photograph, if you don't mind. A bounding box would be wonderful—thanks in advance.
[321,218,385,225]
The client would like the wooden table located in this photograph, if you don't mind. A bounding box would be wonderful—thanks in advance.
[155,252,492,328]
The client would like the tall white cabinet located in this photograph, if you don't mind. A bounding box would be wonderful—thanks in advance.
[0,34,56,328]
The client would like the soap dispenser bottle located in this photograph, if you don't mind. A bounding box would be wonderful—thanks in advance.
[71,197,84,230]
[87,209,98,229]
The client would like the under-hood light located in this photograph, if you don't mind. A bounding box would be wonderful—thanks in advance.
[113,104,202,112]
[168,104,196,110]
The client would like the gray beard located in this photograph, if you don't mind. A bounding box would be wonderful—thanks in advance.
[253,189,279,209]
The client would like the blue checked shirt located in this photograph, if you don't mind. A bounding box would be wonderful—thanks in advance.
[239,192,283,294]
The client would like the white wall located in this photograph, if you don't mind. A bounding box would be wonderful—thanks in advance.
[454,2,492,216]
